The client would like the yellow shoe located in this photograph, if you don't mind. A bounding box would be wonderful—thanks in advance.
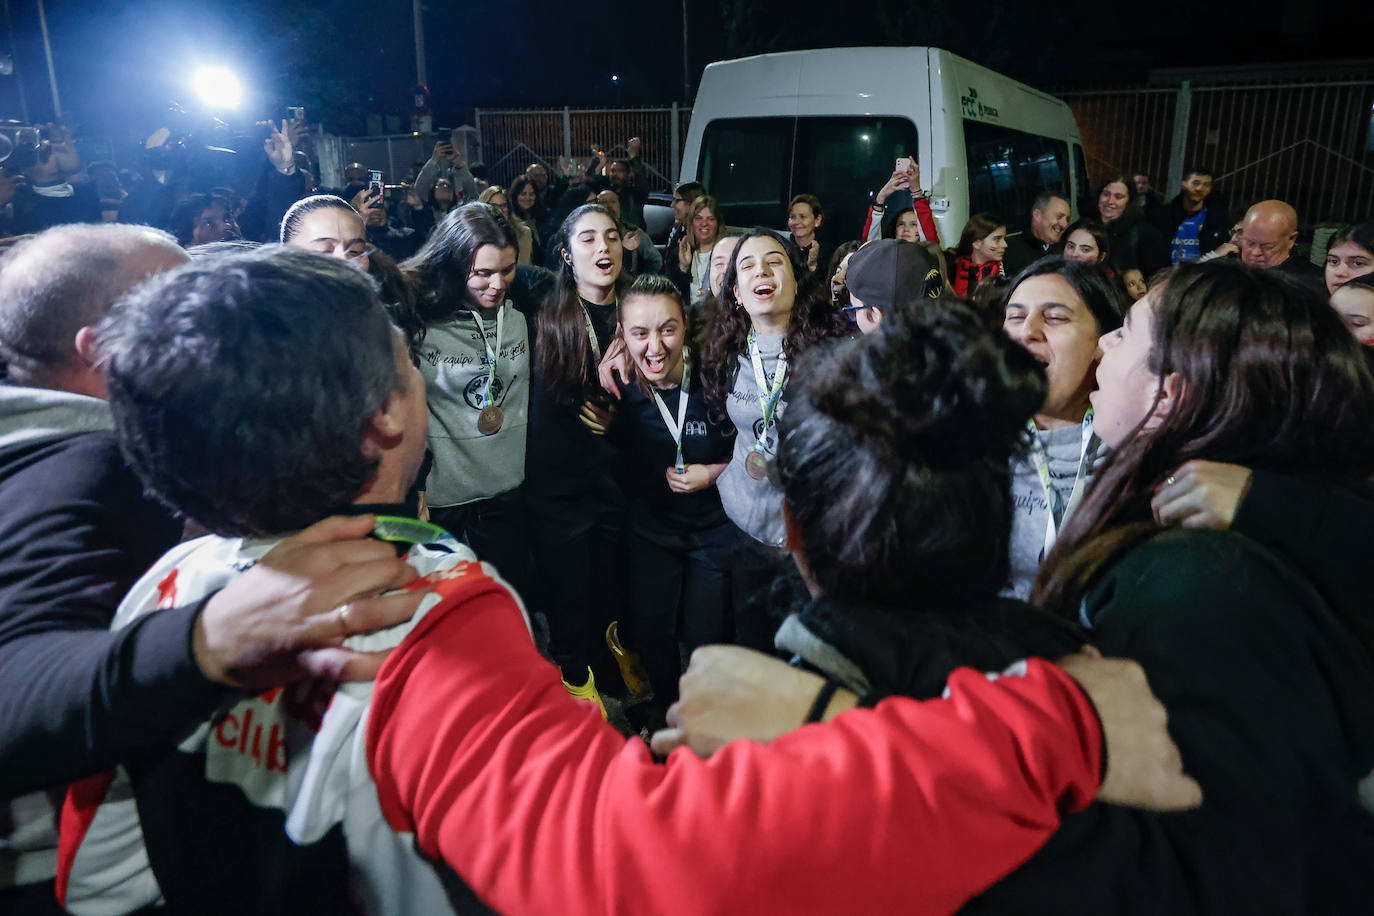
[562,667,608,720]
[605,621,652,699]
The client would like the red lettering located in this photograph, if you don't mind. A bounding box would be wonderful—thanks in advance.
[251,720,263,765]
[215,712,239,748]
[266,725,288,773]
[239,708,253,754]
[155,569,178,610]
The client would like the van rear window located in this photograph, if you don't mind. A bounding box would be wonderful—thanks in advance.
[699,116,918,241]
[963,121,1070,225]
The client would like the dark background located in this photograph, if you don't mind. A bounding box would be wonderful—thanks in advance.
[0,0,1368,136]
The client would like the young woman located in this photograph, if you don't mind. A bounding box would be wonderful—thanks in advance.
[947,214,1008,298]
[1092,173,1168,294]
[602,274,737,711]
[392,202,542,618]
[787,193,832,275]
[1000,258,1127,599]
[699,228,847,647]
[1062,219,1111,266]
[826,240,863,308]
[970,259,1374,912]
[1331,272,1374,344]
[526,203,632,695]
[508,174,545,262]
[479,185,535,265]
[668,195,723,307]
[1324,221,1374,296]
[280,194,414,321]
[772,303,1087,700]
[862,161,938,245]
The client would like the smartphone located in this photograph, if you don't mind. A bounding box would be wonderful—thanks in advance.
[895,156,913,174]
[286,106,305,122]
[368,170,384,206]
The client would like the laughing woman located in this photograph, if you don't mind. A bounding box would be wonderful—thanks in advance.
[526,203,632,698]
[602,274,737,710]
[699,228,847,647]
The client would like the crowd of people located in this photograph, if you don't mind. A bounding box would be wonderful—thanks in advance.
[2,118,1374,915]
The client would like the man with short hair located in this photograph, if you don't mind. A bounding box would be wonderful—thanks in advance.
[0,226,418,912]
[1002,193,1070,275]
[1156,168,1230,264]
[1132,171,1166,226]
[61,246,499,914]
[1238,200,1325,291]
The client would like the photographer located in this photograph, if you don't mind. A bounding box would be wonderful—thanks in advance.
[415,137,477,206]
[5,123,100,233]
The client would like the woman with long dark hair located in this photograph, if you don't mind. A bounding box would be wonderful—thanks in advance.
[698,227,847,646]
[391,203,542,587]
[968,260,1374,912]
[1091,173,1168,295]
[525,203,632,698]
[1324,220,1374,296]
[508,174,545,264]
[947,214,1007,298]
[1000,257,1127,599]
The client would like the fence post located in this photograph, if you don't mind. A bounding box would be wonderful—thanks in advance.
[562,106,573,161]
[670,102,681,184]
[473,108,484,165]
[1165,80,1193,194]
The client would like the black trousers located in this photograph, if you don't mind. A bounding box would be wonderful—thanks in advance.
[622,519,735,705]
[526,490,627,689]
[729,529,798,655]
[429,485,541,629]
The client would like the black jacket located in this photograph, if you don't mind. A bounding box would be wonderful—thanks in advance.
[965,476,1374,913]
[1099,210,1170,277]
[1155,194,1231,261]
[0,426,224,796]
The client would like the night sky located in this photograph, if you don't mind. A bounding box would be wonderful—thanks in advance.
[0,0,1368,136]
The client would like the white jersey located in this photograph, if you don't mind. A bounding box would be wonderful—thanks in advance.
[59,530,529,915]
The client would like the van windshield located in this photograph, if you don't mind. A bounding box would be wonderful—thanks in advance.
[699,116,918,243]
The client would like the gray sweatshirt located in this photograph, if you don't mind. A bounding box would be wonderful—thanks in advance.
[716,332,787,547]
[1003,422,1105,600]
[417,305,530,507]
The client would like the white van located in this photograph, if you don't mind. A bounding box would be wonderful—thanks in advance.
[678,47,1087,249]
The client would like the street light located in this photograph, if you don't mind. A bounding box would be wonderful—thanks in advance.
[193,67,242,109]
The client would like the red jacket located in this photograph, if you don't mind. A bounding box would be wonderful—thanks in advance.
[366,564,1104,915]
[951,255,1005,299]
[861,196,939,244]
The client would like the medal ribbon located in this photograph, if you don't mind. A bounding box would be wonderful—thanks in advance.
[469,303,506,409]
[372,515,453,546]
[1025,408,1096,554]
[651,347,692,474]
[579,296,617,363]
[747,329,788,456]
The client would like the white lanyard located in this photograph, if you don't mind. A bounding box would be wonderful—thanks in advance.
[651,348,692,474]
[1026,409,1096,554]
[580,296,617,363]
[469,303,506,407]
[747,329,788,454]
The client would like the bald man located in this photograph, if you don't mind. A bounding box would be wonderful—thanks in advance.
[1238,200,1325,291]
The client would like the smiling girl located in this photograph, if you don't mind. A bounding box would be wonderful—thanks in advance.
[601,275,738,712]
[948,214,1008,298]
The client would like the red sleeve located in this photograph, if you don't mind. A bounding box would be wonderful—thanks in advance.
[914,196,939,244]
[861,205,878,241]
[366,569,1103,916]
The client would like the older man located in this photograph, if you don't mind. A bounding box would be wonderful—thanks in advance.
[1002,193,1070,275]
[1238,200,1325,291]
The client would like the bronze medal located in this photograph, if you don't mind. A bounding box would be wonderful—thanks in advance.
[477,405,504,435]
[745,450,769,480]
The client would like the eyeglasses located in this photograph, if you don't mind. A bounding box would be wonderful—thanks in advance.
[840,303,871,322]
[1239,237,1282,254]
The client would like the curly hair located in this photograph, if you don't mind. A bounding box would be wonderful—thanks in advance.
[696,228,848,412]
[776,302,1047,609]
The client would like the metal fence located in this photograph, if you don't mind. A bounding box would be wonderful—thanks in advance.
[1061,75,1374,230]
[472,105,693,194]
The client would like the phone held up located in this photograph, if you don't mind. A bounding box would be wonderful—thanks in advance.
[368,170,385,207]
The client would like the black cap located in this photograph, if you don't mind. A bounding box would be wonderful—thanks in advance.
[846,239,944,309]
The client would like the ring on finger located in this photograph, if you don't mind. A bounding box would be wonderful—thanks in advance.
[336,603,352,635]
[1166,475,1176,486]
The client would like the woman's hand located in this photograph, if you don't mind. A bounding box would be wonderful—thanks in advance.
[405,184,423,211]
[578,400,615,435]
[678,236,692,271]
[597,336,632,399]
[1151,460,1253,529]
[665,464,712,493]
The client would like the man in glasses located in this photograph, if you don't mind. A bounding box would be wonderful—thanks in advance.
[1238,199,1325,292]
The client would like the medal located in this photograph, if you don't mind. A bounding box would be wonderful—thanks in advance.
[470,303,506,432]
[477,405,504,435]
[745,450,769,480]
[651,347,691,475]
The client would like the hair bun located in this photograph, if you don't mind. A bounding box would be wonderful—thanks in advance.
[804,303,1046,470]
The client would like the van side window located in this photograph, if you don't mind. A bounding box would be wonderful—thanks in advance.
[700,117,918,241]
[963,121,1070,223]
